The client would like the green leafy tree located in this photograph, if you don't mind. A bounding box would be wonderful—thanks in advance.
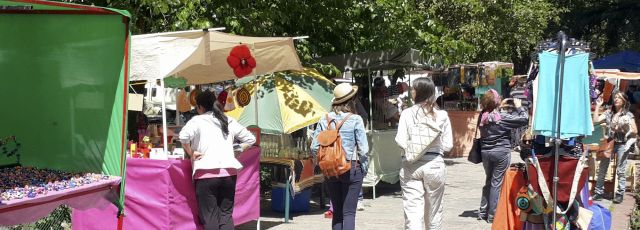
[58,0,566,72]
[547,0,640,57]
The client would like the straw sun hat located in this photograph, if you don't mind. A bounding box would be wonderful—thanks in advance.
[332,83,358,105]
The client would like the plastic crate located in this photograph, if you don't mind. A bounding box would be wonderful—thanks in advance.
[271,186,310,213]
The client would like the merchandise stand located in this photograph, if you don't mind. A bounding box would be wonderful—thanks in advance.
[540,31,591,227]
[551,31,568,227]
[0,0,131,227]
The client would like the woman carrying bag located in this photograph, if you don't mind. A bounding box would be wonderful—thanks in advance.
[395,77,453,230]
[476,89,528,223]
[593,92,637,203]
[311,83,369,230]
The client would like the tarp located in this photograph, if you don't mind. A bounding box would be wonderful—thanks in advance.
[130,30,303,84]
[0,0,130,217]
[593,50,640,72]
[316,48,428,71]
[72,147,261,229]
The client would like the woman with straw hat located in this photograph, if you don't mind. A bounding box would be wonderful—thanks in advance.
[311,83,369,230]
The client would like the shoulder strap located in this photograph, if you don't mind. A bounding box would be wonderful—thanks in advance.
[325,114,337,130]
[335,113,353,131]
[473,111,482,139]
[530,151,586,214]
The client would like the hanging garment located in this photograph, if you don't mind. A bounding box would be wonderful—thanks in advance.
[480,66,488,86]
[177,89,192,113]
[510,85,531,110]
[492,166,526,230]
[217,89,229,108]
[533,51,593,138]
[460,66,465,84]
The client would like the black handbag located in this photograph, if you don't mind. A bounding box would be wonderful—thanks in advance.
[467,113,482,164]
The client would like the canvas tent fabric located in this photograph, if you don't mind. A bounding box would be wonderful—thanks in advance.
[593,50,640,72]
[130,30,303,84]
[316,48,428,71]
[595,69,640,80]
[0,0,130,214]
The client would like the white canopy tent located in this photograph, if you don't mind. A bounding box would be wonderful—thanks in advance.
[130,29,303,154]
[131,29,303,84]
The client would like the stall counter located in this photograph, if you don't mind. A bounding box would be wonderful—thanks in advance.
[446,110,480,158]
[72,147,261,229]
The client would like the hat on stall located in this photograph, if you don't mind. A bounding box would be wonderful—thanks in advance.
[332,83,358,105]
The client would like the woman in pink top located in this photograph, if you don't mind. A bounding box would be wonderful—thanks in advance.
[180,91,255,230]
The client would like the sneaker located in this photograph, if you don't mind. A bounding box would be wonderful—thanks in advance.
[324,210,333,219]
[357,200,365,211]
[613,194,624,204]
[592,193,603,201]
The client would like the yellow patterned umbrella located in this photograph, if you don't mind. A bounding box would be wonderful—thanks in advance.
[226,68,334,134]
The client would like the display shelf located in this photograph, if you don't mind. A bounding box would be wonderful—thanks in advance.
[0,177,121,226]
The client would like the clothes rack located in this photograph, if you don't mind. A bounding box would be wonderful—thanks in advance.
[532,31,595,229]
[536,31,590,229]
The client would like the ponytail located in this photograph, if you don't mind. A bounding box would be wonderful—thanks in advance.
[212,101,229,138]
[196,91,230,138]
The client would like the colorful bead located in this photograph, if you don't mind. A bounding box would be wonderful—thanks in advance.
[0,166,111,201]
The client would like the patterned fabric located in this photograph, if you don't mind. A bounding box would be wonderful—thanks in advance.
[480,89,502,126]
[602,110,635,143]
[510,86,531,109]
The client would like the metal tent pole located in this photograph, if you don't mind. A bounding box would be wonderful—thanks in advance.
[366,68,377,199]
[552,31,568,228]
[367,68,374,131]
[160,78,169,155]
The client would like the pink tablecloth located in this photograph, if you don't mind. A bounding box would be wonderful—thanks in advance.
[0,178,121,226]
[72,147,261,229]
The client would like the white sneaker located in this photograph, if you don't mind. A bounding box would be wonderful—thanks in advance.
[357,200,365,211]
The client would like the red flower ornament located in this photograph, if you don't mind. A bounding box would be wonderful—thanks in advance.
[227,45,256,78]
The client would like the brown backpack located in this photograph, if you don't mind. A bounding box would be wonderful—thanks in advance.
[317,113,353,178]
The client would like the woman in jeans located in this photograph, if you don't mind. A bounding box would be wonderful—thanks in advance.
[593,92,637,203]
[395,77,453,230]
[311,83,369,230]
[477,89,528,223]
[179,91,256,230]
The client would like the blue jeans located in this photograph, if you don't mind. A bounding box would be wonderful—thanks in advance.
[479,151,511,222]
[326,162,364,230]
[595,143,631,196]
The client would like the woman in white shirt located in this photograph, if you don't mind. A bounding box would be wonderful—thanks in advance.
[179,90,255,230]
[395,77,453,230]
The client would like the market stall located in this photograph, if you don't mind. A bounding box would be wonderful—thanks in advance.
[227,68,334,220]
[439,62,514,158]
[0,0,129,226]
[72,147,261,229]
[589,69,640,196]
[492,33,614,229]
[318,48,428,196]
[70,28,305,227]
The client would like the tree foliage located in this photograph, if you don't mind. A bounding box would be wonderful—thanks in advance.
[547,0,640,58]
[57,0,638,73]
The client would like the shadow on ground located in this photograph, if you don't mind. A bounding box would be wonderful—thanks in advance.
[458,210,480,219]
[444,159,464,166]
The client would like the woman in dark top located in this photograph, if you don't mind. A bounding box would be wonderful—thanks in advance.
[477,89,528,223]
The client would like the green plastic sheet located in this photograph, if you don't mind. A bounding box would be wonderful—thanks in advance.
[0,0,130,215]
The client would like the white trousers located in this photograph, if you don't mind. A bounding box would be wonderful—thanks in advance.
[400,155,446,230]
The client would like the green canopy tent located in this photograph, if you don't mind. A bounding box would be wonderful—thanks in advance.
[0,0,130,225]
